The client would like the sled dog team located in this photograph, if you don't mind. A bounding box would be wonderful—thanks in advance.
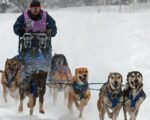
[0,56,146,120]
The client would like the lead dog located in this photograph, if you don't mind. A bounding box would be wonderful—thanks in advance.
[68,67,91,118]
[97,72,123,120]
[123,71,146,120]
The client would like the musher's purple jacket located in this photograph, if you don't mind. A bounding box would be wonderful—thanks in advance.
[13,10,57,37]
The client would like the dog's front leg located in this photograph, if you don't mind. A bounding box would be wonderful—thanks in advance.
[104,97,113,119]
[18,87,25,112]
[73,96,80,111]
[79,99,86,118]
[123,104,128,120]
[1,73,8,103]
[130,97,145,120]
[112,104,122,120]
[100,104,106,120]
[2,84,7,102]
[68,92,73,112]
[29,94,36,115]
[39,94,44,114]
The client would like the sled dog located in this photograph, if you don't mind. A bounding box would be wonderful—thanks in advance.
[123,71,146,120]
[68,67,91,118]
[97,72,123,120]
[1,58,21,102]
[48,53,72,104]
[18,70,47,115]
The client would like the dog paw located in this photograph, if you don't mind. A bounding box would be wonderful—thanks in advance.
[39,110,45,114]
[18,106,23,112]
[79,114,82,118]
[30,110,33,115]
[4,98,7,103]
[130,107,136,112]
[108,112,113,118]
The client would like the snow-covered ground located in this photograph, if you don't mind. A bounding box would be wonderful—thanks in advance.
[0,6,150,120]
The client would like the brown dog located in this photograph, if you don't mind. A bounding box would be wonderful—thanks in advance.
[68,67,91,118]
[97,72,123,120]
[1,58,21,102]
[18,70,47,115]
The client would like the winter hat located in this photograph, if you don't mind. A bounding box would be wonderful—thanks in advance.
[30,0,41,7]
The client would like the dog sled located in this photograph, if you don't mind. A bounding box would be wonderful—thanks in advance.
[18,33,72,104]
[18,33,72,84]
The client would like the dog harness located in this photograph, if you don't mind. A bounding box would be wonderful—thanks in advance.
[72,82,88,99]
[24,10,47,33]
[107,89,122,108]
[5,70,18,88]
[31,82,38,97]
[99,84,122,108]
[128,89,146,108]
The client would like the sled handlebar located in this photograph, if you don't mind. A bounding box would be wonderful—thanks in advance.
[22,33,48,40]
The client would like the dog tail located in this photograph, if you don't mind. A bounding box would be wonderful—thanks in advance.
[0,70,4,73]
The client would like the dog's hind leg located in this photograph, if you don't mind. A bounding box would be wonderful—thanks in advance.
[64,87,68,103]
[53,87,58,105]
[39,95,44,114]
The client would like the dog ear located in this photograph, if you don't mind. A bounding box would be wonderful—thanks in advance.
[127,72,131,81]
[107,73,112,83]
[139,72,143,81]
[74,69,78,81]
[120,74,123,83]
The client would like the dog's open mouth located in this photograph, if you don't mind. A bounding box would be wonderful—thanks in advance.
[79,75,87,82]
[131,81,139,89]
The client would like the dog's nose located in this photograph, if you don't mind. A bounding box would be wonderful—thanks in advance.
[83,74,87,78]
[135,79,139,84]
[114,81,118,85]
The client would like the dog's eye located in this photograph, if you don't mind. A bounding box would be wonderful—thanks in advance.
[137,75,140,78]
[78,70,82,74]
[117,76,121,79]
[131,75,135,78]
[111,76,114,79]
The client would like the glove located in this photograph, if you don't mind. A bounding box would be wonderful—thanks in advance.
[46,29,51,37]
[19,27,25,36]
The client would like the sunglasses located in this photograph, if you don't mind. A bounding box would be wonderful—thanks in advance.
[30,7,41,12]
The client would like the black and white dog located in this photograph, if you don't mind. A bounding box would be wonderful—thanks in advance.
[123,71,146,120]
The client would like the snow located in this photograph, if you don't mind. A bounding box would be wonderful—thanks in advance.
[0,6,150,120]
